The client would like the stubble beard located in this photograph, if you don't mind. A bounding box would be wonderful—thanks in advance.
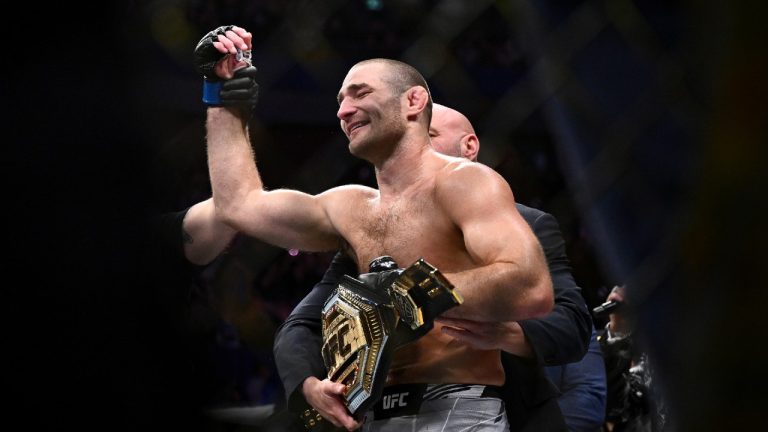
[348,99,405,163]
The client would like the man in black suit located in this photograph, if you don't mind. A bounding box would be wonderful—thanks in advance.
[274,104,597,431]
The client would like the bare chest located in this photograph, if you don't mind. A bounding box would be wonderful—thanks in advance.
[344,195,462,272]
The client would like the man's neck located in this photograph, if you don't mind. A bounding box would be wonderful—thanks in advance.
[374,136,436,198]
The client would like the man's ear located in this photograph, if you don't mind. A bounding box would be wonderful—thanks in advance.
[404,86,429,120]
[461,134,480,161]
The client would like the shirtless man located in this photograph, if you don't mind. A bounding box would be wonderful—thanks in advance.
[275,104,597,432]
[197,25,553,430]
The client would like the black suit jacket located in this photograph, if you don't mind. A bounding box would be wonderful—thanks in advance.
[272,204,592,431]
[501,205,593,431]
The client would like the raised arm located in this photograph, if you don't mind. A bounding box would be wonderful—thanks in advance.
[205,108,343,251]
[438,162,553,322]
[196,26,342,252]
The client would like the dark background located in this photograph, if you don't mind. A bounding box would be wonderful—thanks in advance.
[7,0,767,431]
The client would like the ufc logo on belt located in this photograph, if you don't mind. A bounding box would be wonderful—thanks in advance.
[382,392,409,410]
[322,322,352,364]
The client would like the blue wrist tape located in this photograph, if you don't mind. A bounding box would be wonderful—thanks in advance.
[202,80,223,105]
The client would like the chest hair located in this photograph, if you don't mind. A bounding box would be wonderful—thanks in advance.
[358,197,432,263]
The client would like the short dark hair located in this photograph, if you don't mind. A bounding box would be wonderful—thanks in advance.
[355,58,433,125]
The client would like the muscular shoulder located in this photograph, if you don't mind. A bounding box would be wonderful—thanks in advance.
[438,158,502,180]
[435,159,511,200]
[318,184,378,215]
[319,184,378,202]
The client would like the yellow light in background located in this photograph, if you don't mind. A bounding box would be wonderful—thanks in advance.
[150,3,196,64]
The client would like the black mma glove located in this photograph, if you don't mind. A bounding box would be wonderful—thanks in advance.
[194,25,234,81]
[194,25,259,109]
[211,66,259,108]
[357,256,403,294]
[357,256,429,344]
[359,256,463,345]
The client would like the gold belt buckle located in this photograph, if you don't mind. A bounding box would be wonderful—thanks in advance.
[321,275,397,414]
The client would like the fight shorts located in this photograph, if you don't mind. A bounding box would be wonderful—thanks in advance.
[363,383,509,431]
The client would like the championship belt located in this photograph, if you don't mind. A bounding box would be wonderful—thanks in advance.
[301,257,462,430]
[388,258,464,344]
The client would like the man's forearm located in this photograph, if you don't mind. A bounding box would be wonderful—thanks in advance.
[444,260,553,322]
[205,107,262,229]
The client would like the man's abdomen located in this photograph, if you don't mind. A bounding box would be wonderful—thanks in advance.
[386,325,504,386]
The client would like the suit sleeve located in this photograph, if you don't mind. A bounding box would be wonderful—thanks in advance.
[273,251,357,412]
[518,212,593,365]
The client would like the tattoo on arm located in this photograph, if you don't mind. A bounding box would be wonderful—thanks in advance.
[182,229,194,245]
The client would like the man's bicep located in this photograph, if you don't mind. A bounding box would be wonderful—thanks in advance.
[446,170,536,264]
[234,188,340,251]
[438,165,553,321]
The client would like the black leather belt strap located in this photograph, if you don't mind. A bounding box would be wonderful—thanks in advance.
[372,384,428,420]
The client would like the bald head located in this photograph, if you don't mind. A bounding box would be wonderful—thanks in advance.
[429,104,479,161]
